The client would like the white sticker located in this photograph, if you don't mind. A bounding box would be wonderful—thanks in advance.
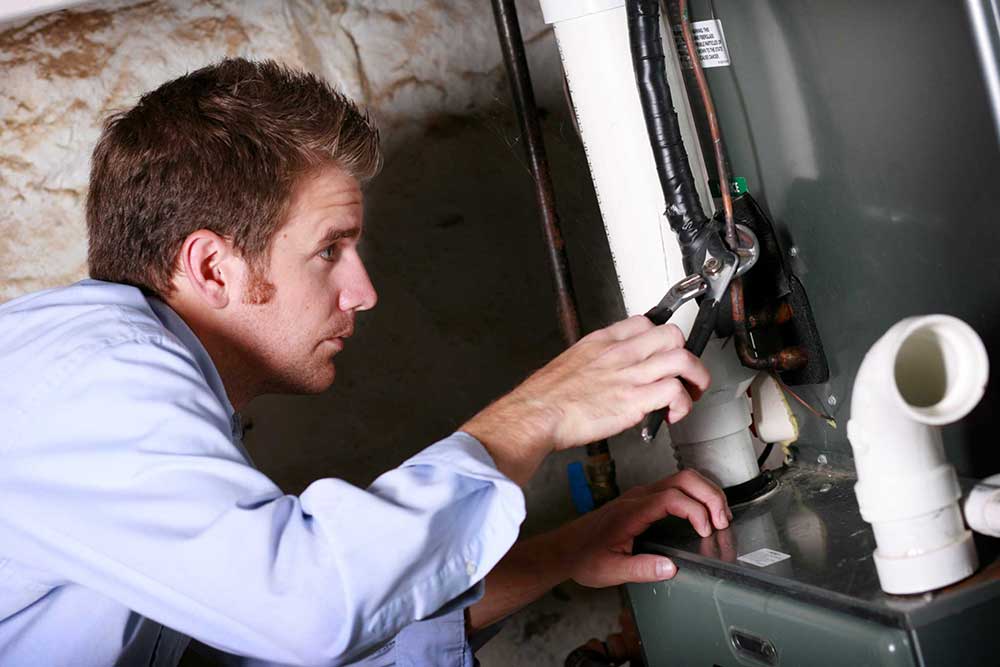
[738,548,791,568]
[672,19,731,69]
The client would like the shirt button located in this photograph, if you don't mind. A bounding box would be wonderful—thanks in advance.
[465,561,476,576]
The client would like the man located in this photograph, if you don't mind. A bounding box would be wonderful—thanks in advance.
[0,59,728,666]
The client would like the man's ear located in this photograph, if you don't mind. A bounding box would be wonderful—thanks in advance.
[176,230,235,309]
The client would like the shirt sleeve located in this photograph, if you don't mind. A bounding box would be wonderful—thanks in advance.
[0,337,525,666]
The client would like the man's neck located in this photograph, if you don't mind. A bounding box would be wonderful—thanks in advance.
[163,295,260,412]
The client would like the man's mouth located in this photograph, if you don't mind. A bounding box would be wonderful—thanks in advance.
[321,327,353,350]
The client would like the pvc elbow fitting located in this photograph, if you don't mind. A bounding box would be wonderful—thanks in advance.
[847,315,989,594]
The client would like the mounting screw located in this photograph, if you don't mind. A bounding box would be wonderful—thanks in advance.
[788,246,799,257]
[817,454,828,465]
[827,395,837,406]
[704,257,722,275]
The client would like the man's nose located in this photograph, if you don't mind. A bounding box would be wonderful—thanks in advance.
[338,254,377,312]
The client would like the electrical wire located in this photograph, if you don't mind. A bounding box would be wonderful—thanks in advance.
[776,378,837,428]
[757,441,775,468]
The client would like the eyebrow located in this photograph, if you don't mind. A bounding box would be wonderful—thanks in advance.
[313,225,362,252]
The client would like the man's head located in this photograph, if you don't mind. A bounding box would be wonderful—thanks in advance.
[86,58,382,404]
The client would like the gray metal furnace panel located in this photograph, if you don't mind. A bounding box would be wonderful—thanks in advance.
[631,466,1000,666]
[686,0,1000,475]
[628,570,916,667]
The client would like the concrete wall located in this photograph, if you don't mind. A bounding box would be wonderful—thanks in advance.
[0,1,679,662]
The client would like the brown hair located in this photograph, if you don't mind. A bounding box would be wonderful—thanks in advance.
[86,58,381,298]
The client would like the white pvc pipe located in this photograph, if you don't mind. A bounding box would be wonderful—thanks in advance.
[669,339,759,487]
[847,315,989,594]
[965,473,1000,537]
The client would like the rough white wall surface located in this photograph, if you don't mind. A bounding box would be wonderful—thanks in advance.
[0,0,554,301]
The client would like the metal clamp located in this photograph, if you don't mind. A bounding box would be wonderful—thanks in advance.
[638,224,759,442]
[643,224,758,327]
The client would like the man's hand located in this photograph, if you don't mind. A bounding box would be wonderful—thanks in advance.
[466,469,729,634]
[462,317,710,484]
[558,469,730,589]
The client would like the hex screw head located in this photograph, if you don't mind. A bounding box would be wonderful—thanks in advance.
[704,257,722,275]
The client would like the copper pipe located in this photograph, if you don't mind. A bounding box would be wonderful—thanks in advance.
[492,0,581,347]
[677,0,735,249]
[676,1,803,373]
[748,302,794,329]
[491,0,618,501]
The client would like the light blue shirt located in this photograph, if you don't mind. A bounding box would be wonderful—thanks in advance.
[0,280,525,666]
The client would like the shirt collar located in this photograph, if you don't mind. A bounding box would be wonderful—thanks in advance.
[146,297,237,422]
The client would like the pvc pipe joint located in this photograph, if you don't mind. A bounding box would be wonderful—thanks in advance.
[848,315,989,594]
[965,473,1000,538]
[670,339,759,488]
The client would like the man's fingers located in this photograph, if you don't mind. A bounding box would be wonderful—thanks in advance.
[605,322,686,365]
[636,377,693,425]
[597,315,654,342]
[665,383,693,424]
[631,348,711,394]
[648,468,730,530]
[611,487,713,541]
[659,487,714,537]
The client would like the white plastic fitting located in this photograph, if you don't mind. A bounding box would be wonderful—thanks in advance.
[965,473,1000,538]
[750,373,799,446]
[847,315,989,594]
[669,339,760,488]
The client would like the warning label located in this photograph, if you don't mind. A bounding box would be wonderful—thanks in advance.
[738,548,791,568]
[672,19,731,69]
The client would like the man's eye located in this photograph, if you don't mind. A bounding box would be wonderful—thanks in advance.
[319,245,340,261]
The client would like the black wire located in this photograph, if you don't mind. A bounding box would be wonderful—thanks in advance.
[757,441,775,468]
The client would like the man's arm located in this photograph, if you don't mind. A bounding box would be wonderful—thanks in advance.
[466,469,731,633]
[462,317,709,485]
[1,338,524,667]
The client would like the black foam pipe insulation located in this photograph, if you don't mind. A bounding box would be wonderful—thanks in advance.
[625,0,710,261]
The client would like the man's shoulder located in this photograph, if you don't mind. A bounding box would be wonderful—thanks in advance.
[0,280,190,411]
[0,278,170,350]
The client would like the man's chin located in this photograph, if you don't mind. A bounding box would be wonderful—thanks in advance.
[264,364,336,396]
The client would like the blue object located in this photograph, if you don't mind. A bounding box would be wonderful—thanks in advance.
[567,461,596,514]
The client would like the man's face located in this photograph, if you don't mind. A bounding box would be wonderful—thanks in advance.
[232,165,377,395]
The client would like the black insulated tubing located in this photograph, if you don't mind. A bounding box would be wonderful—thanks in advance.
[626,0,709,249]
